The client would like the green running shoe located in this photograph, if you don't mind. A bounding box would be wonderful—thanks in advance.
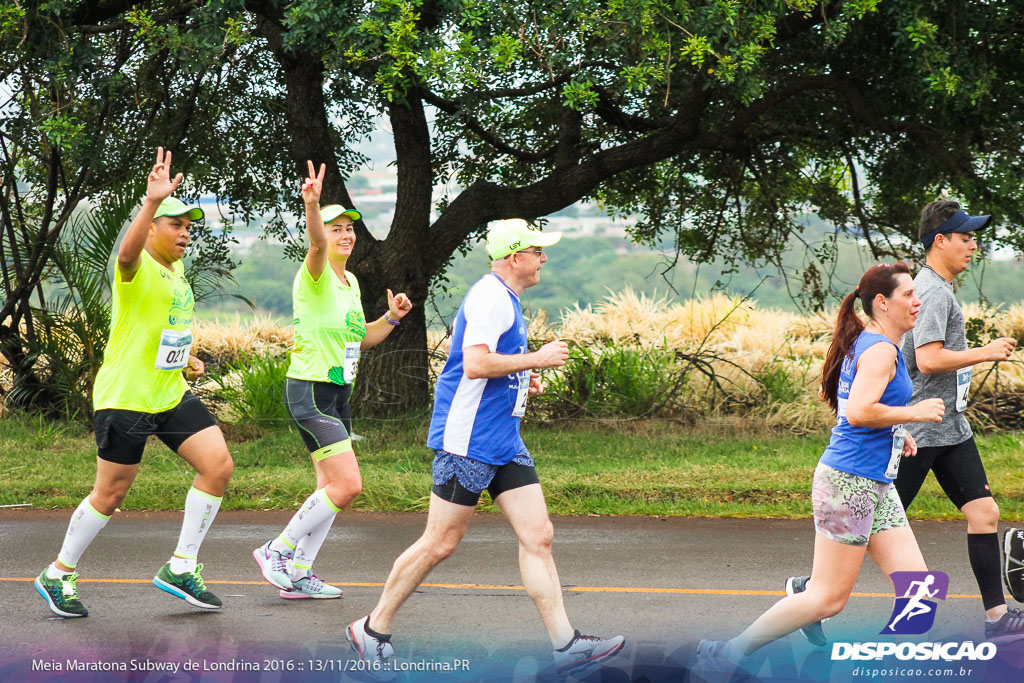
[153,562,222,609]
[35,568,88,618]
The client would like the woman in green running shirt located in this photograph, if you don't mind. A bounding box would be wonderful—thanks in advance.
[254,161,413,599]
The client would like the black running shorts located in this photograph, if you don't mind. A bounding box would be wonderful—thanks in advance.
[895,436,991,511]
[284,378,353,458]
[93,391,218,465]
[431,450,540,507]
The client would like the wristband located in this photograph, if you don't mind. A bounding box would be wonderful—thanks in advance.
[384,312,400,326]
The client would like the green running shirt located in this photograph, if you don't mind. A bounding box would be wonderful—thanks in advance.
[287,262,367,385]
[93,250,193,412]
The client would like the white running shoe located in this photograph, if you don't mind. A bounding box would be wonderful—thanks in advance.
[346,616,395,680]
[552,630,625,675]
[690,639,740,682]
[252,541,293,590]
[280,572,342,599]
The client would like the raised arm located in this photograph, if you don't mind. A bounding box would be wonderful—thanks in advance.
[118,147,182,281]
[302,160,328,280]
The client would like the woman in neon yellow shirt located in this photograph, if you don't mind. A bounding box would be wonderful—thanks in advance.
[35,148,234,618]
[254,161,413,598]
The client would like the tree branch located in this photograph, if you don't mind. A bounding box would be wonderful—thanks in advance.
[419,88,556,162]
[424,83,708,272]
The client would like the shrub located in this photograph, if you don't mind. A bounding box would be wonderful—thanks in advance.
[205,354,291,428]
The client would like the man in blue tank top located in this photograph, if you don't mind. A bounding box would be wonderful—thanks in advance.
[346,220,625,678]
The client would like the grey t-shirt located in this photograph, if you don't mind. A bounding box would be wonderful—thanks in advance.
[900,266,972,447]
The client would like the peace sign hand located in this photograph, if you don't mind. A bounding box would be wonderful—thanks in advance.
[147,147,183,203]
[302,160,326,205]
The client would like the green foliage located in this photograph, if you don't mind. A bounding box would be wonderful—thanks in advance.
[29,414,76,450]
[965,311,999,347]
[537,344,680,419]
[754,358,807,404]
[562,79,599,110]
[207,354,291,426]
[6,188,134,417]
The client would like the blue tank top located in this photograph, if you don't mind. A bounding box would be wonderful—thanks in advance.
[819,331,913,483]
[427,274,528,465]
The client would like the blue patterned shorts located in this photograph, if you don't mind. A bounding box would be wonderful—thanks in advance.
[432,449,535,492]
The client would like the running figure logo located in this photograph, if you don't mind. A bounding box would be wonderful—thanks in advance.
[881,571,949,635]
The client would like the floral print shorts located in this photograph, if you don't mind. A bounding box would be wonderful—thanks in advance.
[811,463,908,547]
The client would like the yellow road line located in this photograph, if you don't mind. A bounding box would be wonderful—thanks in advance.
[0,577,994,599]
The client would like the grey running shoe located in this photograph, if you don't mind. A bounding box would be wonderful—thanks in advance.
[253,541,293,590]
[346,616,395,680]
[786,575,827,646]
[552,630,625,675]
[1003,528,1024,602]
[986,607,1024,639]
[153,562,222,609]
[35,568,88,618]
[280,572,342,599]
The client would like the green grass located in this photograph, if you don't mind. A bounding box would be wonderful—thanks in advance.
[4,415,1024,520]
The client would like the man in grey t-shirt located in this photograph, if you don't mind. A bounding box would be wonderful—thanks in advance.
[896,199,1021,638]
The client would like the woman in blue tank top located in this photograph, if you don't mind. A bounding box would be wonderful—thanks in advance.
[695,262,946,671]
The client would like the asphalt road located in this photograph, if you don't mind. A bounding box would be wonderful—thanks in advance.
[1,509,1023,682]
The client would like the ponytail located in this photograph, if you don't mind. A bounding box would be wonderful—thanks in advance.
[821,291,865,414]
[820,262,911,414]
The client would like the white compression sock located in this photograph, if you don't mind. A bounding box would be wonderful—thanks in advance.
[270,488,340,556]
[57,497,111,570]
[290,512,338,580]
[169,486,223,574]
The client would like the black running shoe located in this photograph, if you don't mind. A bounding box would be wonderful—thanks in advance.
[1003,528,1024,602]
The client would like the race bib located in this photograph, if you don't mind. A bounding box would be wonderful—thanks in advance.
[837,397,848,420]
[155,329,192,371]
[512,370,529,417]
[343,341,361,383]
[886,425,907,480]
[956,367,972,412]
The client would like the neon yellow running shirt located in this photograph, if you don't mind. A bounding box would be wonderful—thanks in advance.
[287,262,367,385]
[93,250,194,412]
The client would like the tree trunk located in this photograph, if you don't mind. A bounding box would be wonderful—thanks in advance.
[350,93,435,417]
[352,277,432,418]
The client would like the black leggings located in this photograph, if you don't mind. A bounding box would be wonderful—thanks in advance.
[284,378,353,457]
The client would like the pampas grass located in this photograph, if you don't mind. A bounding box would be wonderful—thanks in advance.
[4,291,1024,434]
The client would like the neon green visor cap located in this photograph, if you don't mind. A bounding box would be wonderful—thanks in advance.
[321,205,362,224]
[485,219,562,259]
[154,197,204,221]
